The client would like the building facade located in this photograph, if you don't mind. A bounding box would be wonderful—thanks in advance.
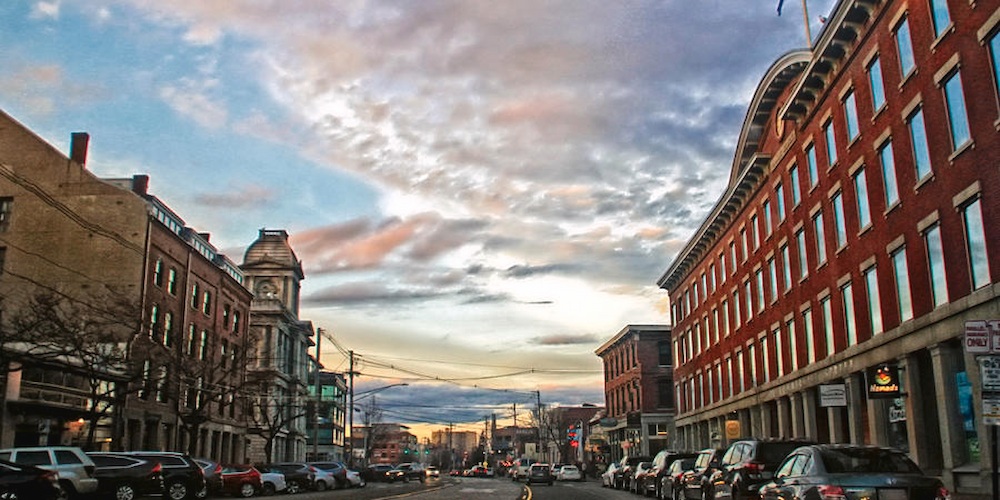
[241,229,315,463]
[307,370,348,461]
[594,324,675,462]
[658,0,1000,493]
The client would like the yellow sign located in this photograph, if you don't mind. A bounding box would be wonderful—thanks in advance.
[725,420,741,440]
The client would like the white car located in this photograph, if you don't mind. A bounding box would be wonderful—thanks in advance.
[345,468,366,488]
[258,469,287,495]
[556,464,582,481]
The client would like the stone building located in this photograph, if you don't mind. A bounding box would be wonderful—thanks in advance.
[658,0,1000,493]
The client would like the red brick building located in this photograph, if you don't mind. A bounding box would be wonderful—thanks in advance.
[594,324,674,462]
[658,0,999,493]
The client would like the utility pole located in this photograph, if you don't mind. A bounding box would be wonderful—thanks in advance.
[312,327,322,460]
[347,350,355,466]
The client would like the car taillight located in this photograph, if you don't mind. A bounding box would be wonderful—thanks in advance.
[213,464,222,475]
[817,485,847,500]
[85,464,96,477]
[151,463,163,474]
[745,462,765,473]
[937,486,951,500]
[40,470,58,483]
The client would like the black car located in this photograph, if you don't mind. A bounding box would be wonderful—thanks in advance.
[526,463,553,486]
[192,459,222,496]
[87,453,164,500]
[759,444,950,500]
[263,463,315,494]
[386,463,424,483]
[681,448,725,500]
[660,456,697,500]
[0,458,63,500]
[362,463,394,482]
[646,450,698,498]
[712,439,814,500]
[615,455,652,490]
[119,452,206,500]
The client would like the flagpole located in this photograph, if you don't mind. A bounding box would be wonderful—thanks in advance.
[801,0,813,49]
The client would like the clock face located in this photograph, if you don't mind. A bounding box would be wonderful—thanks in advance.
[256,280,277,298]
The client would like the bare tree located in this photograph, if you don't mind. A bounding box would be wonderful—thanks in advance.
[244,383,309,463]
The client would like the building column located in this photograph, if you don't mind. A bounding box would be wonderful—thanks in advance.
[776,397,792,439]
[846,373,866,444]
[749,404,763,438]
[739,409,752,441]
[901,353,931,468]
[929,342,969,489]
[791,392,804,438]
[801,389,818,440]
[760,401,775,438]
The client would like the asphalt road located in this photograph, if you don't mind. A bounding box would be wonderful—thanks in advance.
[264,475,643,499]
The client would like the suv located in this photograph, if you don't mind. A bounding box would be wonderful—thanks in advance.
[387,462,425,483]
[713,439,814,500]
[681,448,725,500]
[646,450,698,498]
[526,463,553,485]
[614,455,651,490]
[263,463,315,493]
[0,446,99,499]
[511,457,535,481]
[119,452,206,500]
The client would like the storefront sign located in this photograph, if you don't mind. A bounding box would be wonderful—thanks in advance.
[867,364,900,399]
[983,394,1000,426]
[888,398,906,423]
[819,384,847,407]
[979,356,1000,391]
[725,420,741,440]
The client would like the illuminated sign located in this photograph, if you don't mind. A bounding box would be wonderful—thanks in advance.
[867,364,900,399]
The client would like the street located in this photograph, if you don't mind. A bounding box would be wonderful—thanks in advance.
[274,475,637,499]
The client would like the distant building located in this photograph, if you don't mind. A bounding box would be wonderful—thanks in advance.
[358,423,417,464]
[307,371,347,461]
[658,0,1000,493]
[541,405,604,466]
[241,229,315,463]
[430,429,479,454]
[0,110,252,461]
[595,324,675,462]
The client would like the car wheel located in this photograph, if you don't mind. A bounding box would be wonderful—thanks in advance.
[237,483,255,498]
[315,480,327,492]
[731,482,743,500]
[166,481,188,500]
[114,483,137,500]
[260,482,276,496]
[285,481,300,494]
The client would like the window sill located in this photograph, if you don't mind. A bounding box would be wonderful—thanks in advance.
[930,24,955,52]
[948,139,974,163]
[915,172,935,191]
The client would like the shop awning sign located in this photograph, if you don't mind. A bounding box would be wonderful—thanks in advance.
[866,364,900,399]
[819,384,847,407]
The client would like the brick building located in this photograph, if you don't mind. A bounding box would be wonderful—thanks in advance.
[658,0,1000,493]
[594,324,675,462]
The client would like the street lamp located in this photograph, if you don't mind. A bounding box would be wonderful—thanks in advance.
[348,383,409,466]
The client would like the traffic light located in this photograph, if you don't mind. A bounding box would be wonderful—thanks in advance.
[404,448,410,454]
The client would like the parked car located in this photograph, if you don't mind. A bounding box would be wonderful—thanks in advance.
[615,455,652,490]
[511,457,536,481]
[712,439,813,500]
[387,463,425,483]
[87,452,164,500]
[526,463,553,486]
[682,449,726,500]
[344,468,365,488]
[219,464,261,498]
[0,446,99,499]
[252,465,286,496]
[0,458,63,500]
[363,463,394,482]
[307,462,347,490]
[261,463,313,494]
[600,460,620,488]
[193,459,223,496]
[631,462,655,494]
[556,464,582,481]
[647,450,699,499]
[659,456,697,500]
[758,444,950,500]
[118,452,206,500]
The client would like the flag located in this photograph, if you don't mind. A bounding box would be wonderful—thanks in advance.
[777,0,785,15]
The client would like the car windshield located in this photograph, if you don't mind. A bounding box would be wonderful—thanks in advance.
[820,448,922,474]
[757,444,805,464]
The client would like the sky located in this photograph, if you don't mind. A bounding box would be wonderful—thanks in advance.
[0,0,836,440]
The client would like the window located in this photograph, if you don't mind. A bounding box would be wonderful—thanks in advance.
[896,17,915,77]
[790,166,801,206]
[787,317,799,371]
[892,246,913,322]
[720,253,727,282]
[220,340,229,369]
[721,298,730,337]
[755,269,765,313]
[726,357,734,397]
[761,336,770,383]
[844,90,859,141]
[741,228,749,262]
[821,296,835,356]
[806,145,818,187]
[773,326,784,377]
[781,244,792,290]
[824,119,838,166]
[854,168,871,230]
[709,263,716,293]
[202,291,212,315]
[163,312,173,347]
[796,229,809,279]
[153,259,164,287]
[232,311,241,333]
[942,70,971,151]
[658,341,671,366]
[864,266,883,334]
[768,257,778,301]
[842,282,857,346]
[149,304,159,339]
[748,343,758,385]
[803,308,815,364]
[868,55,886,111]
[879,140,900,206]
[776,182,786,221]
[832,192,847,249]
[730,242,738,275]
[925,224,948,307]
[167,268,178,295]
[762,200,772,237]
[963,198,990,289]
[751,215,760,250]
[186,324,197,356]
[0,197,12,232]
[198,330,209,360]
[930,0,951,38]
[990,31,1000,102]
[734,290,742,329]
[712,308,720,343]
[190,283,200,309]
[744,280,754,321]
[814,211,827,265]
[736,349,745,392]
[908,108,932,181]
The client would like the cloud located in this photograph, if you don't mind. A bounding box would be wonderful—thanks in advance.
[158,78,227,129]
[193,184,277,208]
[533,334,601,346]
[30,1,60,20]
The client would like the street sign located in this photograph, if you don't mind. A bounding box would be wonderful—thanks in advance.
[981,356,1000,391]
[984,394,1000,426]
[966,320,991,353]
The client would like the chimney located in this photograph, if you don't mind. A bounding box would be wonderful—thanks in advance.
[132,174,149,196]
[198,232,211,242]
[70,132,89,166]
